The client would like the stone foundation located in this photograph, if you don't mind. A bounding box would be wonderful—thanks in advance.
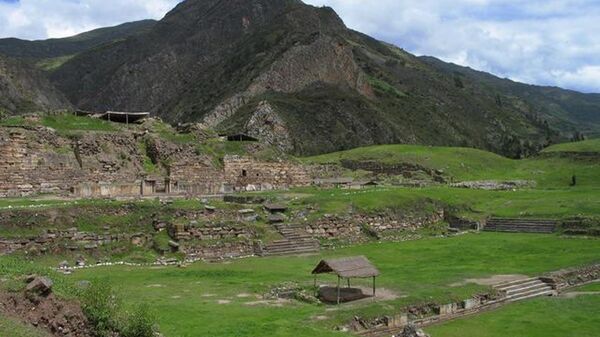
[223,155,311,191]
[0,126,312,198]
[541,264,600,291]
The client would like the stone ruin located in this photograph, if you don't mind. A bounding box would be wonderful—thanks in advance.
[0,126,312,199]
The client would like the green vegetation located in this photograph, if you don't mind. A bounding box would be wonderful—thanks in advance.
[574,282,600,292]
[36,55,75,72]
[368,76,407,98]
[288,186,600,219]
[148,121,195,144]
[303,144,600,188]
[0,316,51,337]
[0,114,119,133]
[197,139,253,167]
[51,233,598,337]
[543,138,600,153]
[426,295,600,337]
[42,114,118,133]
[81,281,158,337]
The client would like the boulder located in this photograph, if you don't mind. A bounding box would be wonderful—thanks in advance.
[25,276,53,295]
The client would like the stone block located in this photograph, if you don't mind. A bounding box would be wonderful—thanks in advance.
[26,276,53,295]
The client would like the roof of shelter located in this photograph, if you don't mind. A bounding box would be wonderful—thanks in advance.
[312,256,380,278]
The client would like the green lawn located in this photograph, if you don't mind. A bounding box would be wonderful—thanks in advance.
[58,233,600,337]
[426,294,600,337]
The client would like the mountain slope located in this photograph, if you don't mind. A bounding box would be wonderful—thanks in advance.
[0,54,72,115]
[0,20,156,60]
[421,56,600,137]
[47,0,599,157]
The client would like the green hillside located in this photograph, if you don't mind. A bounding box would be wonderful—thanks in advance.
[0,20,155,61]
[303,143,600,188]
[542,138,600,153]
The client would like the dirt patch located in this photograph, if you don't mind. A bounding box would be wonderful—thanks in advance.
[244,298,291,307]
[450,274,529,287]
[217,299,231,304]
[236,293,252,298]
[0,291,93,337]
[560,291,600,299]
[316,285,400,304]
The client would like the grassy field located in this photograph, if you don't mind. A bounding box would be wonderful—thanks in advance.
[303,143,600,189]
[285,186,600,219]
[426,293,600,337]
[53,233,600,337]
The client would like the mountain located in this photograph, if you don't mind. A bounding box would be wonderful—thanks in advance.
[0,20,156,59]
[421,56,600,138]
[0,54,72,115]
[5,0,597,157]
[0,20,156,71]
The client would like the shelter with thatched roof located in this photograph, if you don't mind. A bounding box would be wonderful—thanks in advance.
[312,256,380,304]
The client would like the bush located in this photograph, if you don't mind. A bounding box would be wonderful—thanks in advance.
[80,280,121,337]
[121,304,158,337]
[80,280,159,337]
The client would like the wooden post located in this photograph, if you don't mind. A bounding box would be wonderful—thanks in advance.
[372,276,376,298]
[314,275,317,297]
[347,278,351,288]
[126,112,129,125]
[337,276,341,305]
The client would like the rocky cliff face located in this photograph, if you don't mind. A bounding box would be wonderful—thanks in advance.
[0,55,72,115]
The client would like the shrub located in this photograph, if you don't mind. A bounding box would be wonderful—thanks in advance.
[121,304,158,337]
[80,280,121,337]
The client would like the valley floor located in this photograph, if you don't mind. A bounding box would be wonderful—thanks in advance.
[6,232,592,337]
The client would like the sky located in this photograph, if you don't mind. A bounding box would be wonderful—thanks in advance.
[0,0,598,93]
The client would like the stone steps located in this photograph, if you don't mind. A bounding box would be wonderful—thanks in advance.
[484,218,557,233]
[493,277,555,302]
[262,224,320,256]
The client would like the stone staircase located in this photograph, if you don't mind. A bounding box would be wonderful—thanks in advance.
[493,277,555,302]
[262,224,320,256]
[484,218,557,233]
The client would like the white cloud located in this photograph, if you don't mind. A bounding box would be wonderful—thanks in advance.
[0,0,180,39]
[0,0,598,93]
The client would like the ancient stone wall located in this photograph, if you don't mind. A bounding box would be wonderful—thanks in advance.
[0,229,153,256]
[541,264,600,290]
[0,127,146,198]
[182,242,255,261]
[305,211,445,241]
[223,155,311,191]
[169,161,225,195]
[0,129,80,197]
